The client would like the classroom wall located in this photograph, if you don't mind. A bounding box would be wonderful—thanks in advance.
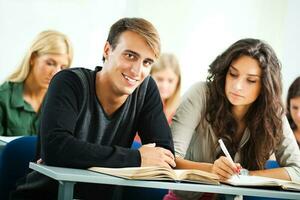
[281,0,300,100]
[0,0,299,101]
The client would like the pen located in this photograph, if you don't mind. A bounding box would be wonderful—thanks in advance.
[218,139,240,178]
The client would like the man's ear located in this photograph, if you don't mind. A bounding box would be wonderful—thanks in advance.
[103,42,111,61]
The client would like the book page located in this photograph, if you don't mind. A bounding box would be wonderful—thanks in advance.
[88,166,176,180]
[88,166,220,185]
[174,169,219,184]
[225,175,290,186]
[281,182,300,191]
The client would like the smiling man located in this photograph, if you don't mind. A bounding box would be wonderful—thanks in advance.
[12,18,175,200]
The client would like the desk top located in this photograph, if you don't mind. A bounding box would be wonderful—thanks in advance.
[29,162,300,199]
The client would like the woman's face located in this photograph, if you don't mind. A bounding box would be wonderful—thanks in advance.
[151,67,179,101]
[290,96,300,129]
[225,55,262,111]
[29,53,69,89]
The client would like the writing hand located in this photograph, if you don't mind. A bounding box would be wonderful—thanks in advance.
[212,156,241,181]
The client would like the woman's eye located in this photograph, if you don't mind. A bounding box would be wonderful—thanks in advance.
[168,79,174,84]
[46,60,55,66]
[229,72,238,77]
[247,79,257,83]
[46,59,56,66]
[157,78,164,82]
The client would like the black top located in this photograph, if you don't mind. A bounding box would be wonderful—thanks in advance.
[12,67,174,200]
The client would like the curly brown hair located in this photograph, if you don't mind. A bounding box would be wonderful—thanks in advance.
[205,38,284,170]
[287,76,300,130]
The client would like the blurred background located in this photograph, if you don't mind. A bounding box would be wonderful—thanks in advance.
[0,0,299,100]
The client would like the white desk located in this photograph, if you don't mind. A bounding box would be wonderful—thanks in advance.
[29,162,300,200]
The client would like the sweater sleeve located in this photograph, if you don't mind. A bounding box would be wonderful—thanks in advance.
[171,82,207,158]
[40,69,140,169]
[137,77,174,154]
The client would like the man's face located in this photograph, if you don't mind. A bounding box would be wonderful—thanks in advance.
[103,31,156,97]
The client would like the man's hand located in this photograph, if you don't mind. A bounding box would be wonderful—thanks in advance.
[138,143,176,169]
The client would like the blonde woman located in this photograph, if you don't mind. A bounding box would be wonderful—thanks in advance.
[0,30,73,136]
[151,53,181,123]
[133,53,181,143]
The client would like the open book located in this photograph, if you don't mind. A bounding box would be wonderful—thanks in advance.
[88,166,220,185]
[224,174,300,191]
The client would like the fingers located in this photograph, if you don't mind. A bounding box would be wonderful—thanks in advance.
[235,163,242,174]
[212,156,240,180]
[149,146,176,167]
[155,147,175,160]
[138,145,175,168]
[221,156,238,173]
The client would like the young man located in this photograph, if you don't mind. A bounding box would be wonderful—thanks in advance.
[12,18,175,199]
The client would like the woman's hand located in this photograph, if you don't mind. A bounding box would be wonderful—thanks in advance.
[212,156,241,180]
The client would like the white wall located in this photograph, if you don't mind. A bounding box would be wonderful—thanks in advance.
[281,0,300,101]
[0,0,299,101]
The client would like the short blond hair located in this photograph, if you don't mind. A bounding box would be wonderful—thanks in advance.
[8,30,73,82]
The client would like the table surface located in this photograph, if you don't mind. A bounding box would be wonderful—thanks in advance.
[29,162,300,199]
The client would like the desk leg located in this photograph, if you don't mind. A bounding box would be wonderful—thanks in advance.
[58,181,75,200]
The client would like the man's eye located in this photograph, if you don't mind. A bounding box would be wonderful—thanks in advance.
[125,53,135,59]
[143,60,153,67]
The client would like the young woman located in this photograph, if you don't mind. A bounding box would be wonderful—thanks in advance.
[151,53,181,123]
[0,30,73,136]
[286,76,300,147]
[165,38,300,200]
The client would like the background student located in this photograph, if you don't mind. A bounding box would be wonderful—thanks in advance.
[0,30,73,136]
[164,38,300,200]
[134,53,181,143]
[12,17,175,200]
[286,76,300,147]
[151,53,181,124]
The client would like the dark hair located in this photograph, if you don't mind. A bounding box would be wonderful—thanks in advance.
[287,76,300,130]
[205,38,284,170]
[102,17,160,62]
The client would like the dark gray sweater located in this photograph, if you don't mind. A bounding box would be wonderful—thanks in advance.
[12,67,174,200]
